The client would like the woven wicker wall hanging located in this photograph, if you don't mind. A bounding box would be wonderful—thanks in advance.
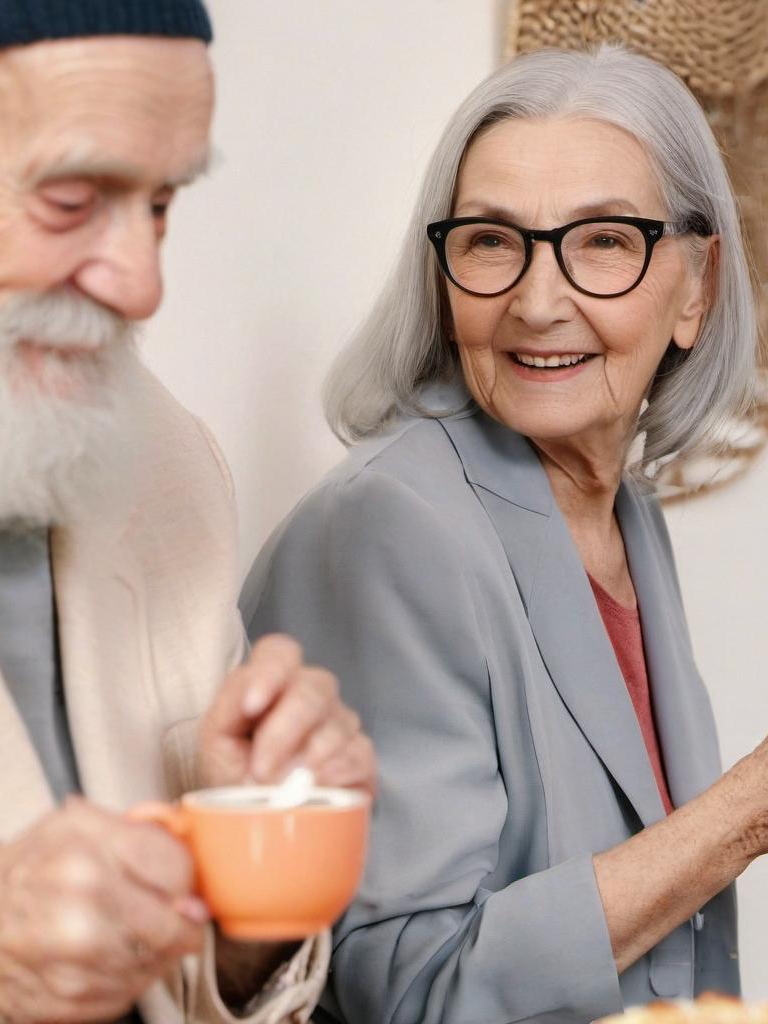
[505,0,768,498]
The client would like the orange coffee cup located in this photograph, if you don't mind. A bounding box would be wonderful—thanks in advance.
[130,785,370,940]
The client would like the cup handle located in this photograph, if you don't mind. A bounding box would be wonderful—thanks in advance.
[127,801,190,840]
[128,804,207,917]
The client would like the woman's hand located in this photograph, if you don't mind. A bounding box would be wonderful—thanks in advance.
[198,633,376,795]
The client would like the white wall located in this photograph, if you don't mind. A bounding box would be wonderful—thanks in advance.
[144,0,504,574]
[142,0,768,1001]
[665,463,768,1000]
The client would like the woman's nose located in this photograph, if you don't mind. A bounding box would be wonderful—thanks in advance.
[506,240,573,330]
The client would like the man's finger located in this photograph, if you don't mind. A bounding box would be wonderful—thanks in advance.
[249,668,338,780]
[300,706,361,770]
[241,634,304,715]
[120,888,205,964]
[114,820,196,899]
[314,734,377,796]
[204,634,304,740]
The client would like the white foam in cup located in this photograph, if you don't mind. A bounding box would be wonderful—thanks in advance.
[186,785,365,810]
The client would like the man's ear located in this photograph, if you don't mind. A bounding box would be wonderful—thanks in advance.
[672,235,719,350]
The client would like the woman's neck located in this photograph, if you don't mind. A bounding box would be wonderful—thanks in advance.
[533,434,637,607]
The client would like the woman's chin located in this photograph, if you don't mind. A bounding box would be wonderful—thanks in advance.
[481,401,607,446]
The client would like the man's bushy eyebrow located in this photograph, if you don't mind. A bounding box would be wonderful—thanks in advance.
[28,146,218,190]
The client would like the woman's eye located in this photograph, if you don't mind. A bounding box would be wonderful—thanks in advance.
[473,234,507,250]
[590,234,623,249]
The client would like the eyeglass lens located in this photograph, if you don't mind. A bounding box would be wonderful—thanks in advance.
[443,221,649,296]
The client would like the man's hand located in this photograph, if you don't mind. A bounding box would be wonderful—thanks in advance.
[198,634,376,796]
[0,798,208,1024]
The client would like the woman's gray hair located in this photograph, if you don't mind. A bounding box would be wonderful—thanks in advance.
[323,44,757,473]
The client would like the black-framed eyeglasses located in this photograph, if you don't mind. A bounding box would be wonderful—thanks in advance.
[426,215,712,299]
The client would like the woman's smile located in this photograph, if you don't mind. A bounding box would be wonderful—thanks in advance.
[505,349,599,381]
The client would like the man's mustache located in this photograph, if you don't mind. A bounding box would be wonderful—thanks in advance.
[0,290,131,353]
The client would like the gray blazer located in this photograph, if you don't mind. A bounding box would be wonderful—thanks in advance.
[241,408,739,1024]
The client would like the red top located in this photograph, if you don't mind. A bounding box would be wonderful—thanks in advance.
[588,575,674,815]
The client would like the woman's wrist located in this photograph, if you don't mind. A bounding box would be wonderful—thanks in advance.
[593,761,765,975]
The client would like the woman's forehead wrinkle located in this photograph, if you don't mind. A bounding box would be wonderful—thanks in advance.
[452,198,644,224]
[456,119,665,222]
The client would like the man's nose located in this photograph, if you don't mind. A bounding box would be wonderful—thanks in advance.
[506,240,571,331]
[72,206,164,322]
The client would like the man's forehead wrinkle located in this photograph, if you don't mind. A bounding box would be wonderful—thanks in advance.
[0,43,213,133]
[0,55,33,136]
[5,36,209,86]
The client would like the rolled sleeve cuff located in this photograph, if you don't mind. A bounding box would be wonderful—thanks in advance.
[474,855,622,1023]
[196,928,331,1024]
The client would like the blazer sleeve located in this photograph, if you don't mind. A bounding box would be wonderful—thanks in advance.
[241,467,621,1024]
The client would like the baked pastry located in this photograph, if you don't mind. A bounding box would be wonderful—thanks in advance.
[597,994,768,1023]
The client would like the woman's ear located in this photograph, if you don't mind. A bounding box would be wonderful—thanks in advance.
[672,235,719,350]
[438,279,456,342]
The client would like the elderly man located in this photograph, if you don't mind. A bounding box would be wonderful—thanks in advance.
[0,3,374,1023]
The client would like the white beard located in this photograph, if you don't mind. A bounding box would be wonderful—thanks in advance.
[0,290,145,528]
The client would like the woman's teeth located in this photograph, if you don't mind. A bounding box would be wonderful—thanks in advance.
[513,353,592,368]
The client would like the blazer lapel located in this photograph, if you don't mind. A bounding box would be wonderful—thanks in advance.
[440,411,665,828]
[616,484,722,807]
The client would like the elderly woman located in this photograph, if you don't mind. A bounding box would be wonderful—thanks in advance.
[241,45,763,1023]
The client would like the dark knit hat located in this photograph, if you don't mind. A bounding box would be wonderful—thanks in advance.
[0,0,213,48]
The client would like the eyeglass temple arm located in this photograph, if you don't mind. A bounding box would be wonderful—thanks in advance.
[664,214,713,237]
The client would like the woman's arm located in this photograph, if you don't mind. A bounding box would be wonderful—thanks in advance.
[595,744,768,973]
